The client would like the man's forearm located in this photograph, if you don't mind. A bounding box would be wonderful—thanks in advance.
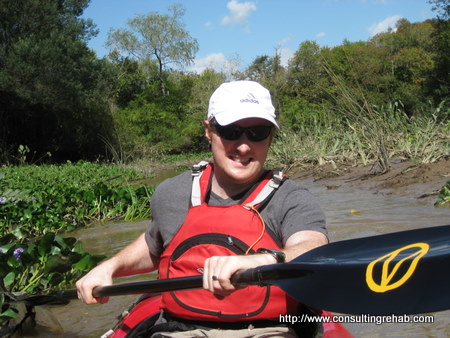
[110,232,158,278]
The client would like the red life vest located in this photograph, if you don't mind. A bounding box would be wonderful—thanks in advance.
[158,162,298,321]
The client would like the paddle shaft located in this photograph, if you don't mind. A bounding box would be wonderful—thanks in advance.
[93,275,203,298]
[10,276,205,306]
[13,272,254,305]
[51,272,260,300]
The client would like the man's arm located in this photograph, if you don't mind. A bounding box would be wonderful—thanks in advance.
[76,232,159,304]
[283,230,328,262]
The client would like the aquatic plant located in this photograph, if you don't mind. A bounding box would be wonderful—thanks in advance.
[0,161,154,238]
[435,180,450,207]
[0,232,105,331]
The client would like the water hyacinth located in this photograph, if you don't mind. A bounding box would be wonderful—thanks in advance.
[0,231,107,330]
[13,247,25,261]
[0,161,154,238]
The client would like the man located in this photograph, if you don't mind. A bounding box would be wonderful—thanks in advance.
[77,80,328,337]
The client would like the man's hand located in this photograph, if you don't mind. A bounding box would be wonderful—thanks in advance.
[202,253,276,297]
[76,261,114,304]
[76,232,157,305]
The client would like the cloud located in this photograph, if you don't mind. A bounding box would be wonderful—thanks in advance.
[368,15,402,36]
[204,21,213,29]
[316,32,326,39]
[190,53,238,74]
[221,0,256,27]
[278,48,294,67]
[277,36,292,48]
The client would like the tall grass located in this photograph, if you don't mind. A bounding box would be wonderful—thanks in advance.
[269,59,449,172]
[269,102,449,172]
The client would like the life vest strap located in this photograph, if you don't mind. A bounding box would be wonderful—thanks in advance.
[245,171,284,208]
[190,162,285,208]
[191,161,209,207]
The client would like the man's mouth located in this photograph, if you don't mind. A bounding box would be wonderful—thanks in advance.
[229,156,252,165]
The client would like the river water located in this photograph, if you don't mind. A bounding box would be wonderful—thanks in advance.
[28,174,449,338]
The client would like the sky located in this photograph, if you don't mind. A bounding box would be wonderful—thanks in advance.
[82,0,435,73]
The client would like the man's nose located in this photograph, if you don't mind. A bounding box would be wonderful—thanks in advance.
[234,136,252,152]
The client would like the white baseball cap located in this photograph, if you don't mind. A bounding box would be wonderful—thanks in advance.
[207,81,279,128]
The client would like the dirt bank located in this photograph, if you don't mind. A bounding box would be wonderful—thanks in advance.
[141,156,449,204]
[289,157,450,201]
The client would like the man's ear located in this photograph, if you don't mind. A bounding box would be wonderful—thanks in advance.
[204,120,212,144]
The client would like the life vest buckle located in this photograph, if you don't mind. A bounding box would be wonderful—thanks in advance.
[269,171,284,188]
[192,161,209,177]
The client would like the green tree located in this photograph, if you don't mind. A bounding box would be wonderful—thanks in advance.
[0,0,115,162]
[287,41,326,101]
[108,53,148,108]
[428,0,450,104]
[327,41,395,106]
[185,69,226,151]
[106,3,199,96]
[243,55,282,84]
[283,41,332,128]
[429,0,450,18]
[371,19,437,112]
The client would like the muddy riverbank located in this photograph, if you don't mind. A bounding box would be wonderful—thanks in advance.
[290,157,449,200]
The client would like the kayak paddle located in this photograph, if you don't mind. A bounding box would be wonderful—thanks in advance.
[9,224,450,315]
[233,224,450,315]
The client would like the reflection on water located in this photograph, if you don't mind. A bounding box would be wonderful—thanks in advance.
[28,177,449,337]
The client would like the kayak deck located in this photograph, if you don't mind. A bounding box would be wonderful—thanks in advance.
[104,295,353,338]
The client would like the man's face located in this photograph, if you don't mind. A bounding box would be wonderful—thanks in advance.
[204,118,273,188]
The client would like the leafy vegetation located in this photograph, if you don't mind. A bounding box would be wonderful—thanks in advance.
[435,180,450,207]
[1,0,448,201]
[0,232,106,332]
[0,161,155,332]
[267,89,449,174]
[0,161,154,239]
[88,13,450,169]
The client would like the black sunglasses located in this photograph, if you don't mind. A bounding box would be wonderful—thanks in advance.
[210,121,273,142]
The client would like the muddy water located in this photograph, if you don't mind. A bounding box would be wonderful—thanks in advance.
[31,176,449,338]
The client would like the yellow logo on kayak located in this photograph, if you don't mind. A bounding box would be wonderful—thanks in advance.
[366,243,429,293]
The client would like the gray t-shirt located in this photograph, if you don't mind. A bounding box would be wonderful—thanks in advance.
[145,169,327,257]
